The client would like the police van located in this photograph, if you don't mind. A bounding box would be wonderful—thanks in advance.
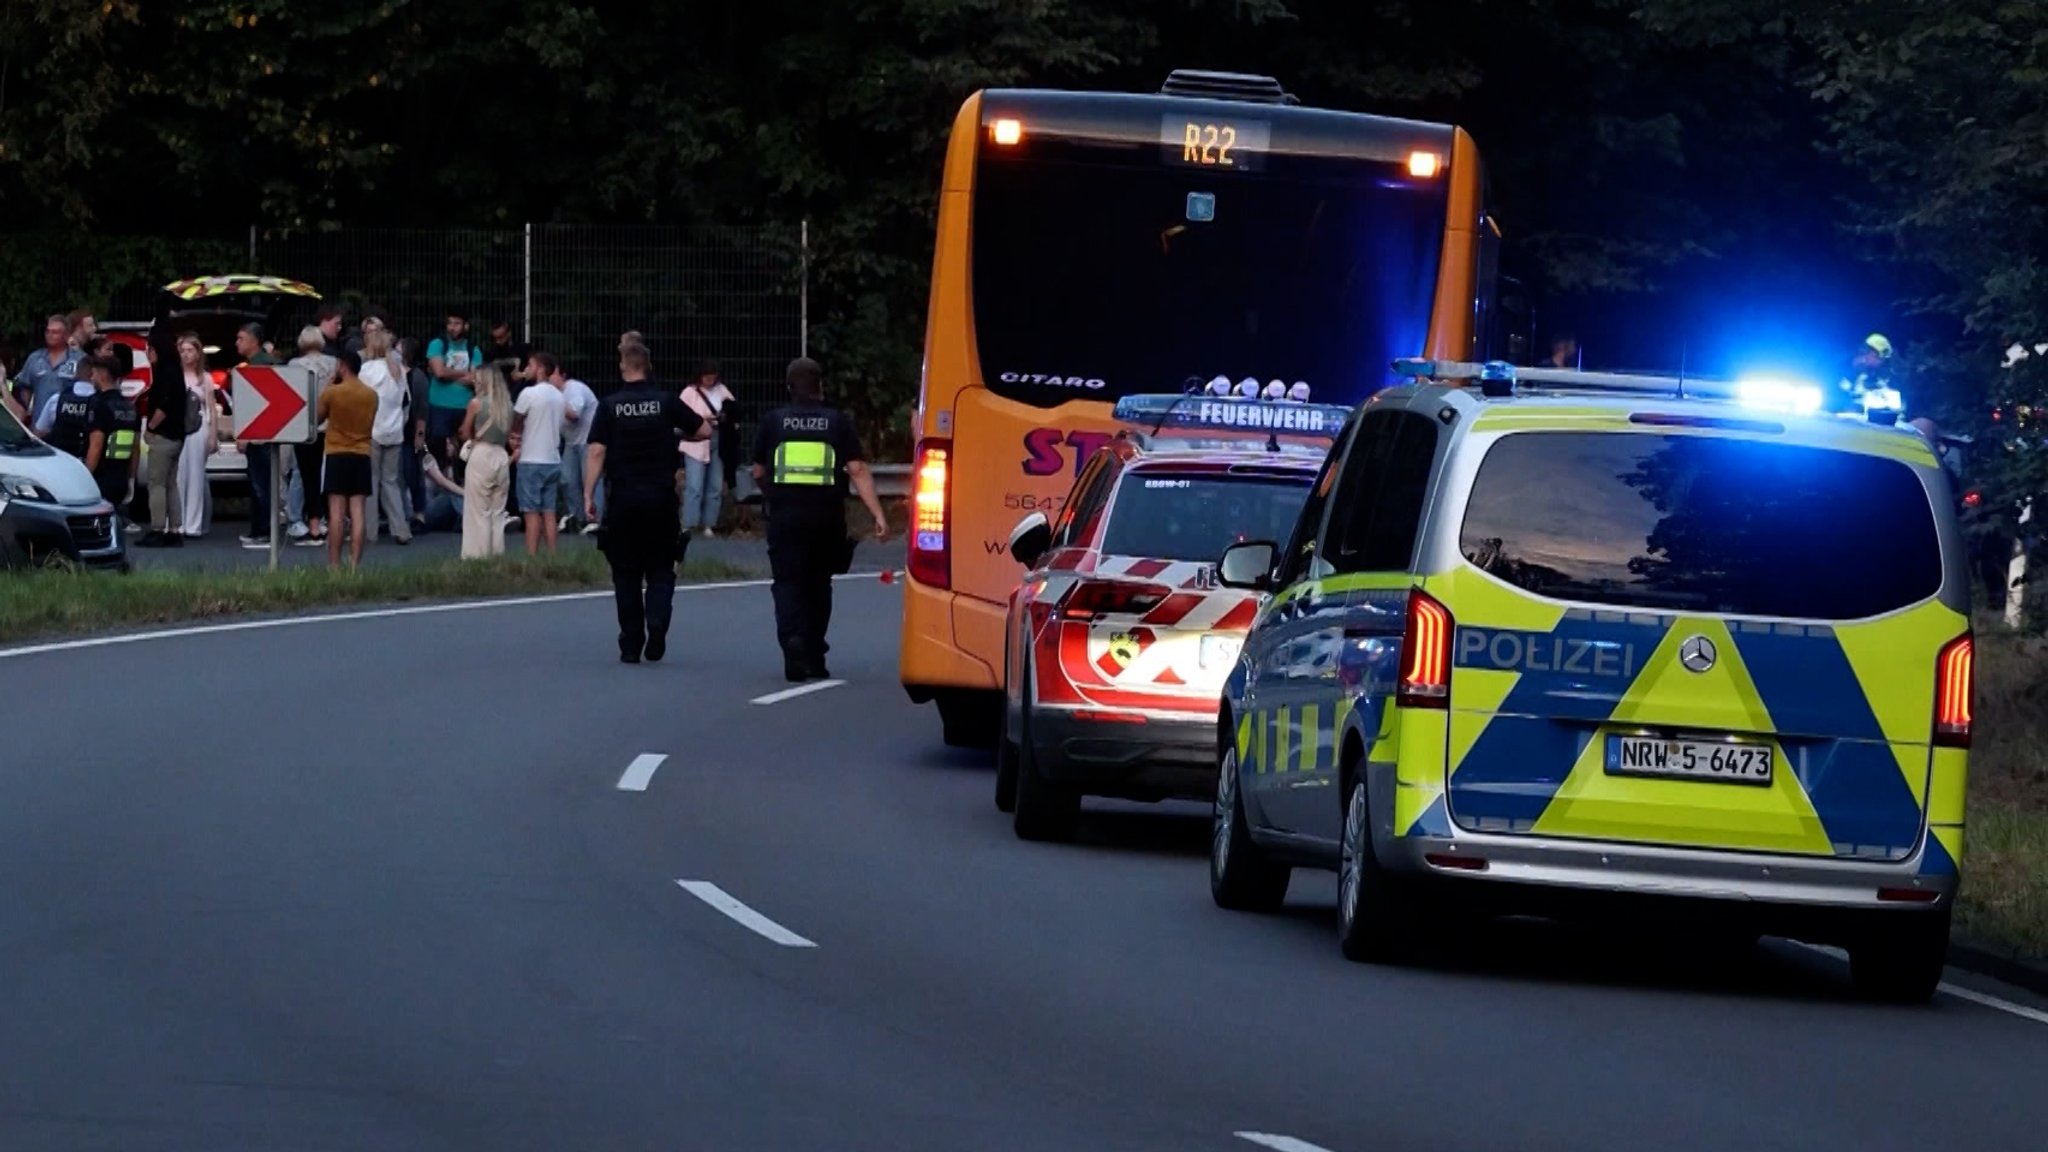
[1208,360,1972,1001]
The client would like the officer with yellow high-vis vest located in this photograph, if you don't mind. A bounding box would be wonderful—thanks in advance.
[80,347,142,516]
[751,357,889,683]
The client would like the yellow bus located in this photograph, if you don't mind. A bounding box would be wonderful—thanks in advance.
[899,69,1507,746]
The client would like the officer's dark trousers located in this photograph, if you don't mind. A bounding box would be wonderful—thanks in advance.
[601,500,680,656]
[767,510,842,669]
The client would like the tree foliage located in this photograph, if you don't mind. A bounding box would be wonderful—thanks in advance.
[3,0,2002,430]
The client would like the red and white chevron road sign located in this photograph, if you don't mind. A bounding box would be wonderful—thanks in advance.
[231,364,317,443]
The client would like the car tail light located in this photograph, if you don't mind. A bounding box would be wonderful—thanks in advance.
[1877,886,1942,904]
[1934,633,1973,748]
[907,438,951,589]
[1059,581,1170,622]
[1397,588,1453,710]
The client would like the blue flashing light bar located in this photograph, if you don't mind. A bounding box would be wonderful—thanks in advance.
[1113,394,1350,440]
[1394,358,1908,425]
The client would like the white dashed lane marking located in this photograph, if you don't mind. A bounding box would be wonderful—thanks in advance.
[750,680,846,706]
[1235,1133,1340,1152]
[675,881,817,948]
[615,753,667,792]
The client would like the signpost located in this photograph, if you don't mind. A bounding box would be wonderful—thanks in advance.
[231,364,318,570]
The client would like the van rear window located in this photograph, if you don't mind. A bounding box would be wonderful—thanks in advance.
[1459,432,1943,620]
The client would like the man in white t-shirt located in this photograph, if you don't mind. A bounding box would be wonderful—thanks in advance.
[536,351,601,534]
[512,359,567,555]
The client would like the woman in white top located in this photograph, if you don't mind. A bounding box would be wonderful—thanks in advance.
[359,325,412,544]
[679,360,734,536]
[173,332,214,538]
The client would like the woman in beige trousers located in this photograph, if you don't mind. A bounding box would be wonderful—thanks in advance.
[458,366,512,559]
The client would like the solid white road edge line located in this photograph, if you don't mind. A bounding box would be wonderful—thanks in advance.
[675,881,817,948]
[750,679,846,706]
[0,571,888,660]
[1942,983,2048,1027]
[616,753,667,792]
[1235,1133,1340,1152]
[1794,943,2048,1027]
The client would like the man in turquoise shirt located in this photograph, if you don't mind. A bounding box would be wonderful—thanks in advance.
[424,311,481,469]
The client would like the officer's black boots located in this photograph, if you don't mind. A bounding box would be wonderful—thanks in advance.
[645,634,666,662]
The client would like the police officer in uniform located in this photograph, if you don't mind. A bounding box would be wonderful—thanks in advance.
[81,349,142,514]
[38,349,103,458]
[583,342,708,664]
[751,357,889,682]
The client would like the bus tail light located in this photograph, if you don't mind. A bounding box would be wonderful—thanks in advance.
[907,438,952,589]
[1396,588,1453,710]
[1408,150,1441,178]
[991,118,1024,146]
[1934,633,1973,748]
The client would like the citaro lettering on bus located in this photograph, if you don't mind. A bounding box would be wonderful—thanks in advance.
[998,371,1107,390]
[1022,428,1116,477]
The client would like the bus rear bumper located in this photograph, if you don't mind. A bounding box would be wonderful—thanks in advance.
[899,582,1001,697]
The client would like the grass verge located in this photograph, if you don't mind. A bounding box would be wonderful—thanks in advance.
[0,552,751,645]
[1957,623,2048,964]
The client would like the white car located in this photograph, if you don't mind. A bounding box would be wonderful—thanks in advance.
[0,397,126,571]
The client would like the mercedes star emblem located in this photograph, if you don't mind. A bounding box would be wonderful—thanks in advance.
[1679,635,1718,674]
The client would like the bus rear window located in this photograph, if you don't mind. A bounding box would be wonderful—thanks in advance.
[972,150,1448,409]
[1459,432,1944,621]
[1102,472,1312,563]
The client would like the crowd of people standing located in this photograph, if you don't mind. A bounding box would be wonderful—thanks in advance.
[5,307,750,570]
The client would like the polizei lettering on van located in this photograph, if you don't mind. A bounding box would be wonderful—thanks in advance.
[999,372,1107,390]
[1454,626,1639,680]
[1194,401,1329,433]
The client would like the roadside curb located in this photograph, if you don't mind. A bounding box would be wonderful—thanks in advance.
[1951,940,2048,997]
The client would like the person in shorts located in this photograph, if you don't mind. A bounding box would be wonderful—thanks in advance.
[512,361,567,555]
[317,350,380,570]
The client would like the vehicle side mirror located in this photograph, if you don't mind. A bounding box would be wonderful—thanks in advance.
[1008,512,1052,569]
[1218,541,1278,591]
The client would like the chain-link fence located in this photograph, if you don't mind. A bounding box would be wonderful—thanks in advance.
[248,223,806,414]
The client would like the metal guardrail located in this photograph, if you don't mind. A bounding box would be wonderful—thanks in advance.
[872,463,910,498]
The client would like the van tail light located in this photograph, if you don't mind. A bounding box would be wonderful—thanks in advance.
[907,438,952,590]
[1933,633,1973,748]
[1059,580,1170,622]
[1397,588,1453,710]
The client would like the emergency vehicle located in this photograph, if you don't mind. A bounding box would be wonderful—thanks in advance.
[1208,360,1972,1001]
[104,274,324,491]
[996,392,1347,842]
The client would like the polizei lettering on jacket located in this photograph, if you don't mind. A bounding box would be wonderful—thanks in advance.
[617,400,664,416]
[1454,627,1638,679]
[1192,401,1328,432]
[783,416,831,431]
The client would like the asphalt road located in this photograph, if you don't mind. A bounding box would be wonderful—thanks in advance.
[4,578,2046,1152]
